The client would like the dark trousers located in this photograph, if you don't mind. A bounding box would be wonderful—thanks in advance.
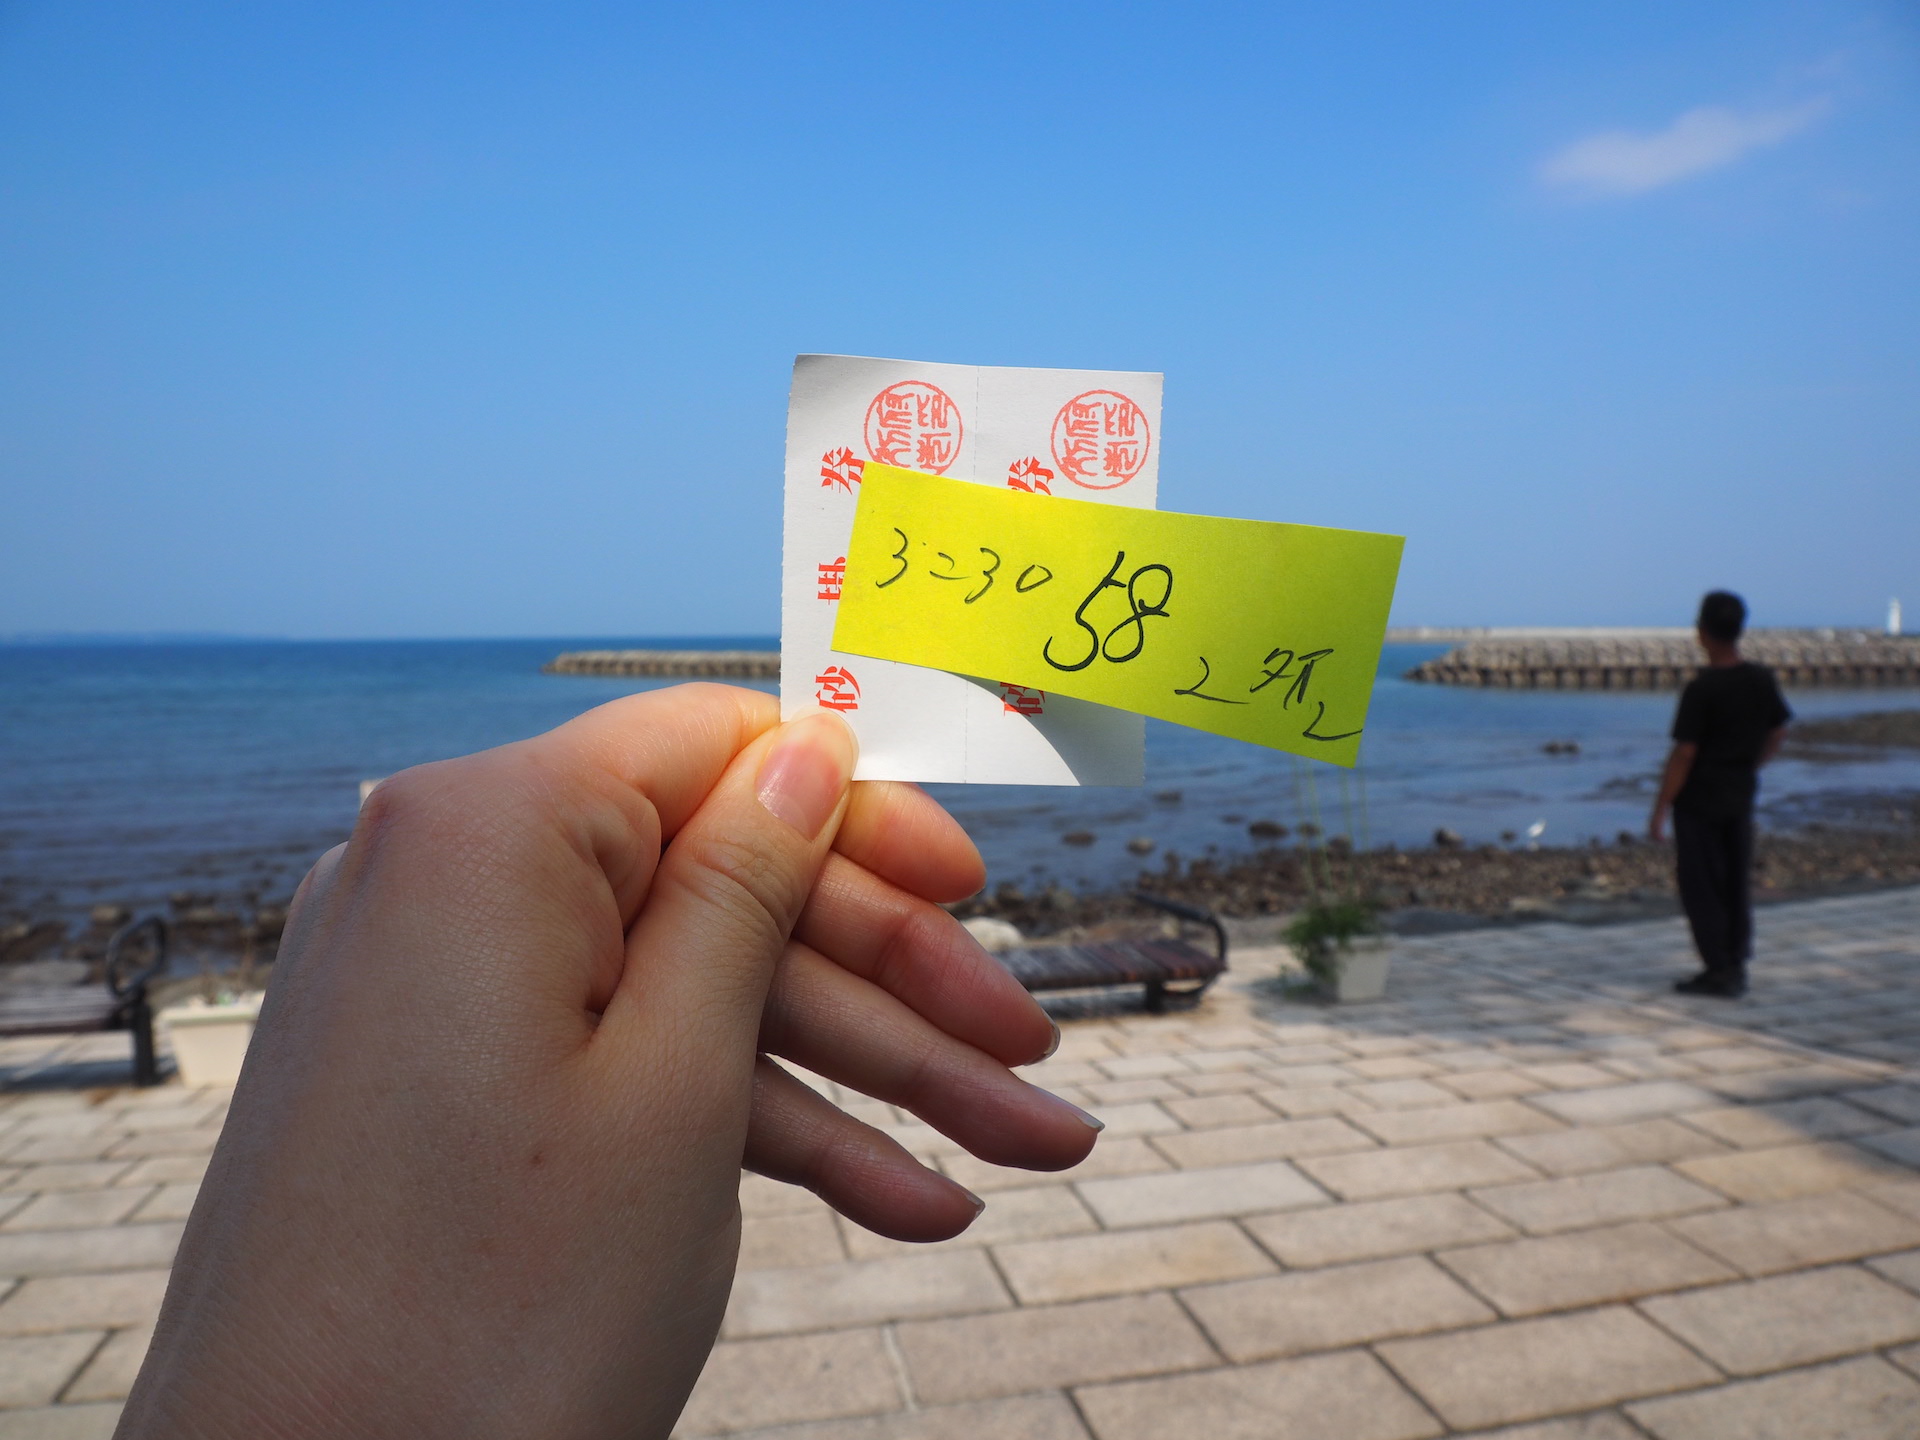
[1674,807,1755,982]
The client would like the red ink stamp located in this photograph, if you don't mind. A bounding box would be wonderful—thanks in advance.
[1050,390,1150,490]
[816,557,846,601]
[820,447,864,492]
[864,381,963,474]
[814,666,861,712]
[999,682,1046,716]
[1006,457,1054,495]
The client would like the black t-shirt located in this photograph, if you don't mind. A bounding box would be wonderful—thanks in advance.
[1671,662,1792,817]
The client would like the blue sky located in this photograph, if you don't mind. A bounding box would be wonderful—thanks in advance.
[2,0,1915,638]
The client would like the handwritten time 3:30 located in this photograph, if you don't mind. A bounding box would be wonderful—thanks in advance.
[873,527,1362,743]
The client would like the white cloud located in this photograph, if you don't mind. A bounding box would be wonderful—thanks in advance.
[1540,99,1829,197]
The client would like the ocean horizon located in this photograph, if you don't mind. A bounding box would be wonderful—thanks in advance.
[5,637,1919,933]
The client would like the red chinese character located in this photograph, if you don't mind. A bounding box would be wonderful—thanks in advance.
[1006,457,1054,495]
[999,682,1046,716]
[816,557,846,601]
[814,666,861,712]
[863,381,963,474]
[1050,390,1151,490]
[820,447,864,492]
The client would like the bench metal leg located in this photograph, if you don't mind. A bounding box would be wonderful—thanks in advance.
[128,996,160,1087]
[1144,979,1167,1014]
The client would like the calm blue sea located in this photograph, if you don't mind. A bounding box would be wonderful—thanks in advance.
[4,639,1919,927]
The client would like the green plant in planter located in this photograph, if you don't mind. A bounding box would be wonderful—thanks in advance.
[1284,896,1382,990]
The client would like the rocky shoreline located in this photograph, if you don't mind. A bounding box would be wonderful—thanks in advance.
[952,816,1920,941]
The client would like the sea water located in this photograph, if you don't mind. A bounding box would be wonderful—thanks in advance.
[4,639,1918,927]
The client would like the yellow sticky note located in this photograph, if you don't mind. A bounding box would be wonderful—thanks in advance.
[831,464,1404,767]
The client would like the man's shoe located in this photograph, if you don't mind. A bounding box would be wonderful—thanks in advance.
[1674,973,1747,999]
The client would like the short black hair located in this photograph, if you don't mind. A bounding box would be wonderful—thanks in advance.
[1697,590,1746,642]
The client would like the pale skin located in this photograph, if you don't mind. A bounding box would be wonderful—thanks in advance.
[117,685,1098,1440]
[1648,628,1786,842]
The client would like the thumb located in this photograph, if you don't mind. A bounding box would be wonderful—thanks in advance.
[596,709,858,1083]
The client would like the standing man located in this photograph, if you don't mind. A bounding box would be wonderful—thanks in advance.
[1649,591,1791,998]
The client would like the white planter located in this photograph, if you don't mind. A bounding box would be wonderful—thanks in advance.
[1334,937,1392,1003]
[159,993,263,1087]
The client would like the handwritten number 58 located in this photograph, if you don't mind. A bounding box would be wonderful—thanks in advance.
[1043,551,1173,673]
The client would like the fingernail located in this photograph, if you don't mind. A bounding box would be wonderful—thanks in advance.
[756,713,857,839]
[960,1186,986,1217]
[1046,1091,1105,1132]
[1038,1020,1062,1063]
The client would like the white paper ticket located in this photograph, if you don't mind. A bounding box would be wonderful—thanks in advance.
[781,353,1163,784]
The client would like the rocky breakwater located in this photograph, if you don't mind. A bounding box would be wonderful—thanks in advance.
[544,650,780,679]
[1407,629,1920,690]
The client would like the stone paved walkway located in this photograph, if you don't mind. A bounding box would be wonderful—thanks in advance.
[5,887,1920,1438]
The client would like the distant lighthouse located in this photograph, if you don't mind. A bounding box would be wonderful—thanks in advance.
[1892,598,1905,637]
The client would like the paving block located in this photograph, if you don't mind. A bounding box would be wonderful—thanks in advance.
[102,1130,216,1160]
[1842,1085,1920,1125]
[1497,1120,1725,1177]
[0,1271,169,1336]
[1150,1117,1373,1169]
[0,1227,181,1281]
[1675,1141,1912,1202]
[0,1331,106,1407]
[842,1185,1096,1258]
[1076,1161,1327,1228]
[63,1323,153,1403]
[1470,1165,1725,1234]
[993,1220,1274,1304]
[0,1403,122,1439]
[728,1393,1089,1440]
[1436,1222,1733,1316]
[1298,1140,1539,1201]
[723,1251,1009,1338]
[1348,1080,1458,1110]
[1672,1191,1920,1275]
[1159,1093,1275,1129]
[0,1139,118,1168]
[111,1157,208,1188]
[1256,1086,1375,1118]
[1857,1127,1920,1169]
[1447,1416,1643,1440]
[677,1329,901,1435]
[1376,1306,1718,1431]
[1435,1070,1547,1101]
[1,1165,132,1195]
[1081,1103,1180,1139]
[1074,1349,1441,1440]
[1347,1056,1441,1081]
[1526,1082,1720,1127]
[1244,1191,1514,1268]
[1521,1064,1621,1091]
[128,1184,200,1225]
[1,1189,155,1234]
[1182,1254,1494,1361]
[1678,1098,1892,1149]
[895,1293,1216,1405]
[1700,1066,1872,1103]
[1085,1079,1186,1106]
[738,1211,846,1272]
[1867,1247,1920,1293]
[1095,1055,1191,1081]
[1351,1101,1562,1147]
[1639,1266,1920,1375]
[1626,1354,1920,1439]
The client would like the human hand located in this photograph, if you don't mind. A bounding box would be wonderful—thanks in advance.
[1648,806,1667,844]
[120,685,1095,1440]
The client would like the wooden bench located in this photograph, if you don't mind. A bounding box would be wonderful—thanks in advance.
[0,917,168,1087]
[995,893,1228,1013]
